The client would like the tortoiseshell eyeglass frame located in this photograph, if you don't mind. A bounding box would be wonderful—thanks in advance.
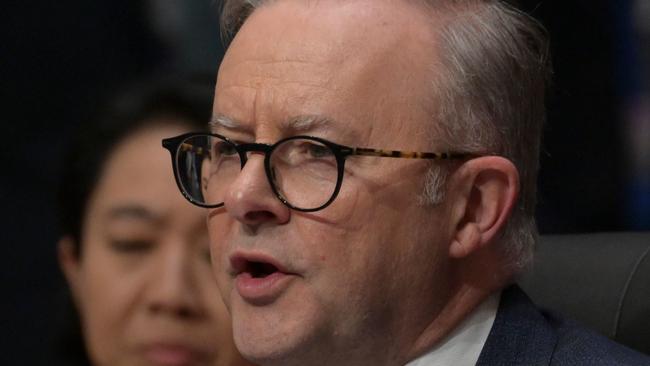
[162,132,479,212]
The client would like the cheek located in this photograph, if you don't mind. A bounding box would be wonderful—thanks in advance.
[209,295,233,334]
[207,214,229,266]
[195,260,237,341]
[76,255,142,364]
[307,175,442,286]
[207,214,235,299]
[294,196,395,297]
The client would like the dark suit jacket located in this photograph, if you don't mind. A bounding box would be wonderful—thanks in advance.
[476,286,650,365]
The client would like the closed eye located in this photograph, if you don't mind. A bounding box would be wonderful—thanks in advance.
[109,239,154,254]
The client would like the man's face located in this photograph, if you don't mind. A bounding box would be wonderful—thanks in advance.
[210,1,454,365]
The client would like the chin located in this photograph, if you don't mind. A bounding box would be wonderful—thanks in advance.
[234,332,301,366]
[231,296,326,366]
[232,312,300,364]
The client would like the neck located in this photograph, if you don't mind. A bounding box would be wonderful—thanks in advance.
[402,247,508,365]
[403,283,494,363]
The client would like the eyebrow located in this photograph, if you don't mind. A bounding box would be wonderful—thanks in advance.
[284,115,335,133]
[106,205,160,223]
[209,113,241,131]
[209,113,338,134]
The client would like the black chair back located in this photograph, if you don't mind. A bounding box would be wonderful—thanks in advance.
[518,232,650,355]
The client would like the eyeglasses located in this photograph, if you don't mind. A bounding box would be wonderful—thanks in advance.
[162,132,476,212]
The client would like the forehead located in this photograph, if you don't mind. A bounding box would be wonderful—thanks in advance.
[215,0,441,142]
[88,123,202,223]
[101,123,180,188]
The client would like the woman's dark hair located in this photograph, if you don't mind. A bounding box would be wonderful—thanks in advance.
[58,75,214,255]
[54,75,214,365]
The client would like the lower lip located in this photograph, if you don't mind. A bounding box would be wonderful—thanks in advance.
[235,271,295,304]
[143,345,199,366]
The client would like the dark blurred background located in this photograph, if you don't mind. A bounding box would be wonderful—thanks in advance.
[1,1,648,364]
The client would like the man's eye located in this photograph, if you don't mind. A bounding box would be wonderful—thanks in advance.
[309,144,332,158]
[297,142,332,158]
[215,141,238,156]
[109,240,154,253]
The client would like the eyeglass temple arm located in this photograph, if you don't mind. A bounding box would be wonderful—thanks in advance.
[351,147,473,160]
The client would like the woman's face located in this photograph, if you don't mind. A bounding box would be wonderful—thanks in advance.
[60,122,250,366]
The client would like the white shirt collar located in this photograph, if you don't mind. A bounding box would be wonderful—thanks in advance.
[405,292,501,366]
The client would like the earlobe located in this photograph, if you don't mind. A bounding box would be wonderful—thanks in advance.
[58,236,82,305]
[449,157,519,259]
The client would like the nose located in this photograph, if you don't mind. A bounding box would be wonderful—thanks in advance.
[222,153,290,228]
[147,243,204,319]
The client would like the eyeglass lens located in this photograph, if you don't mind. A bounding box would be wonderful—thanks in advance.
[174,135,340,210]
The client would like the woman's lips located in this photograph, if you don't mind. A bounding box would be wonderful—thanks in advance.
[142,343,207,366]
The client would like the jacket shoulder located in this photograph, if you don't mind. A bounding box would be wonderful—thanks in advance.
[547,313,650,366]
[477,285,650,366]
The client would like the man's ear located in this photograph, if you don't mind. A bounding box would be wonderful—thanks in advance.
[448,156,519,259]
[58,236,82,306]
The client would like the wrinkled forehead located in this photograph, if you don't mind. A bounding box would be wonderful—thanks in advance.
[217,2,438,109]
[224,0,434,63]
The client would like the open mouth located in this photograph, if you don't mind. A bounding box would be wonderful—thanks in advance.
[231,255,284,279]
[246,261,280,278]
[231,254,295,302]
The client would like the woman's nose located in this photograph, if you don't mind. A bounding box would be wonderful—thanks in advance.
[147,244,203,319]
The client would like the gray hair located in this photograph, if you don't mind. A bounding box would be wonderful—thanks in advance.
[423,1,550,274]
[218,0,550,274]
